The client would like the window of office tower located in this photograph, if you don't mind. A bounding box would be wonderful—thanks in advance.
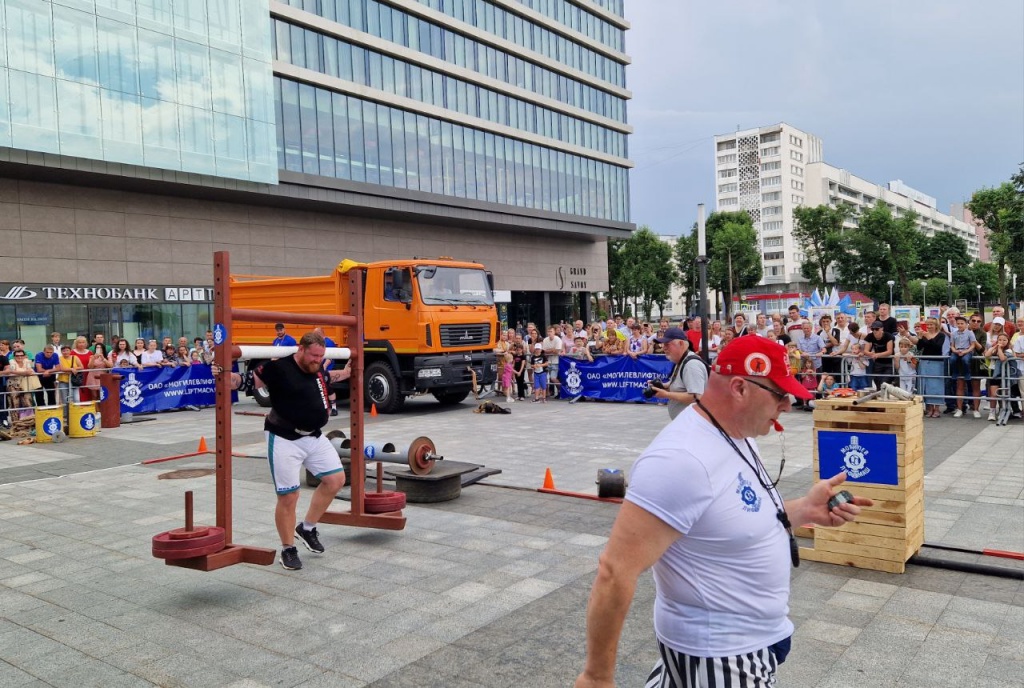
[272,21,627,158]
[276,78,630,222]
[277,0,628,123]
[0,0,278,183]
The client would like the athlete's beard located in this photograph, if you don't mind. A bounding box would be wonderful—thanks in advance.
[296,353,321,374]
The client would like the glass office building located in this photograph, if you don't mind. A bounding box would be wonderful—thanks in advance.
[0,0,633,349]
[0,0,277,183]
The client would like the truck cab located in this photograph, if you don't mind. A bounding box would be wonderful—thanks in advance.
[232,258,499,413]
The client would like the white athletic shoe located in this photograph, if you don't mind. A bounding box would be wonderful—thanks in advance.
[988,411,996,421]
[953,409,963,418]
[972,410,981,419]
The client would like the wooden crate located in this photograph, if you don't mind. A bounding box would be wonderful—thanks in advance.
[798,397,925,573]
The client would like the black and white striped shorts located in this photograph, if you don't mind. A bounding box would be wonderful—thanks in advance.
[645,639,787,688]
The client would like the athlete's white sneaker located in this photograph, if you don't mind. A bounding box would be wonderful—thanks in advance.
[953,409,963,418]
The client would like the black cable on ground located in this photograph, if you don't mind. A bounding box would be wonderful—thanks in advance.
[908,555,1024,580]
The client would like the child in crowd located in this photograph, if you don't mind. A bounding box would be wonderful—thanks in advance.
[797,358,818,409]
[817,373,841,399]
[531,343,548,403]
[569,336,594,362]
[847,342,870,391]
[501,352,516,403]
[786,341,802,375]
[949,315,976,417]
[896,338,918,394]
[986,333,1016,421]
[512,343,528,401]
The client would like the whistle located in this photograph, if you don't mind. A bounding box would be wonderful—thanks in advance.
[773,420,784,432]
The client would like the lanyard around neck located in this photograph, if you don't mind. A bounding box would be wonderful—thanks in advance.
[694,400,799,567]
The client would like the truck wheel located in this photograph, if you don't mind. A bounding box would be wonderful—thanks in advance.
[365,362,404,413]
[432,389,470,405]
[252,384,271,407]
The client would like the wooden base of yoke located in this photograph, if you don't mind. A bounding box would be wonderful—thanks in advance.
[165,544,277,571]
[800,397,925,574]
[319,509,407,530]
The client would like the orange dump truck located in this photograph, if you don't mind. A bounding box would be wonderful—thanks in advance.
[231,258,499,413]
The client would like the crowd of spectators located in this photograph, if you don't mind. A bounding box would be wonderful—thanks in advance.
[495,305,1024,420]
[0,330,218,427]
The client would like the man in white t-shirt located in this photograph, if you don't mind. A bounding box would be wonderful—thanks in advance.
[541,326,564,396]
[575,336,873,688]
[785,304,806,344]
[573,320,588,340]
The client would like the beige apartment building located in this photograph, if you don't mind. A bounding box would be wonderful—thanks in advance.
[714,123,982,291]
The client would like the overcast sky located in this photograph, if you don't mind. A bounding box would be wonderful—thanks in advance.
[623,0,1024,235]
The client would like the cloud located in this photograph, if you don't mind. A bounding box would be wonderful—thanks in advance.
[625,0,1024,233]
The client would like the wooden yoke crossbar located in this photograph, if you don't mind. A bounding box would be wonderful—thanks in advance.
[166,252,405,573]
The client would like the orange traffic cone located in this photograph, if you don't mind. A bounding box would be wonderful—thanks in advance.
[370,404,378,417]
[197,436,209,453]
[542,467,555,490]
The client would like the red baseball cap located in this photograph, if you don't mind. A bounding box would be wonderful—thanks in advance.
[712,335,813,400]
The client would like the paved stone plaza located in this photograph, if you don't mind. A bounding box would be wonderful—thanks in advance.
[0,396,1021,687]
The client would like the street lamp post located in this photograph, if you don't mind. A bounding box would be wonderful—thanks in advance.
[947,260,954,307]
[887,280,895,305]
[976,285,982,314]
[1014,274,1019,318]
[920,281,927,310]
[775,289,783,315]
[697,204,710,362]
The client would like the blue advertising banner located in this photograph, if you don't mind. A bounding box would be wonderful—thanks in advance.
[117,365,222,414]
[817,431,899,486]
[558,355,674,403]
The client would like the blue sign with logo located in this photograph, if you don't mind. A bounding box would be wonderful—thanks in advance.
[116,365,234,414]
[364,445,376,459]
[817,431,899,486]
[213,323,227,346]
[558,355,674,403]
[80,413,96,431]
[43,417,63,436]
[99,385,108,402]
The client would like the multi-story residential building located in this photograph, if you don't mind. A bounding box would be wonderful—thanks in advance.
[0,0,633,349]
[713,123,823,288]
[714,123,981,291]
[805,168,981,270]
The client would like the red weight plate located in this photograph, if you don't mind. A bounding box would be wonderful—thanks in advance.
[364,491,406,514]
[152,539,227,560]
[408,436,436,476]
[166,526,212,540]
[152,527,225,560]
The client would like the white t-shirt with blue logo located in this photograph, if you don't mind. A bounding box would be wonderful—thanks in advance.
[626,406,793,657]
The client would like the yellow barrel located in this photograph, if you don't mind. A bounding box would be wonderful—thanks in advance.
[34,406,64,443]
[69,402,98,438]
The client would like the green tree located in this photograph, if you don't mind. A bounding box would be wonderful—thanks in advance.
[1006,166,1024,297]
[606,238,627,316]
[915,231,970,281]
[967,183,1019,309]
[673,229,699,315]
[791,204,851,288]
[906,277,952,308]
[955,261,1001,310]
[618,227,677,320]
[837,203,921,303]
[705,212,761,317]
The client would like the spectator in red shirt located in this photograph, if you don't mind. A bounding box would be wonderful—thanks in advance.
[686,316,703,353]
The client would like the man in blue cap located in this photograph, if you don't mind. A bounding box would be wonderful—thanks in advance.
[649,327,707,420]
